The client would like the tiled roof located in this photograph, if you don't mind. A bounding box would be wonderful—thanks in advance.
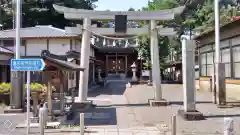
[194,19,240,40]
[0,25,78,39]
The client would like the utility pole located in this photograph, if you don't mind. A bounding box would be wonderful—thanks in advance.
[214,0,221,104]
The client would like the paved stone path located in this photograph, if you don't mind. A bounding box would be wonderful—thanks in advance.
[3,78,240,135]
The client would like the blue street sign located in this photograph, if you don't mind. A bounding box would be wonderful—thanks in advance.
[11,59,45,71]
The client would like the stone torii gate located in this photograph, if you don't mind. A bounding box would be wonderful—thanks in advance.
[53,5,184,106]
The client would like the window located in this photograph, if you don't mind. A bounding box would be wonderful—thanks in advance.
[200,53,206,76]
[200,52,214,76]
[233,46,240,78]
[221,48,231,77]
[201,65,206,76]
[206,52,213,76]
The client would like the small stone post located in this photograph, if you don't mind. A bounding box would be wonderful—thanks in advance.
[39,104,48,135]
[224,117,234,135]
[32,92,38,117]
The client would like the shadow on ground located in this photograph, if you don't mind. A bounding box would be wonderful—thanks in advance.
[204,114,240,118]
[169,101,213,105]
[98,103,149,107]
[62,107,117,126]
[88,78,127,97]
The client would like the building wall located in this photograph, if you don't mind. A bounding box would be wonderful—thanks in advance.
[1,38,95,57]
[199,35,240,78]
[26,39,48,56]
[197,33,240,102]
[5,46,25,56]
[72,39,95,57]
[0,54,12,61]
[196,78,240,101]
[49,39,71,55]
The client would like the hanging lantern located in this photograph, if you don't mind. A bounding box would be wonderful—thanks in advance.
[113,40,116,46]
[103,38,106,46]
[125,40,128,48]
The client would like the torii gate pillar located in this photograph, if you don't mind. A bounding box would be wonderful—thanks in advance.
[148,20,169,106]
[78,18,91,102]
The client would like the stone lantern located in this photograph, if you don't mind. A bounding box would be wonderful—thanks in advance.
[131,62,138,82]
[97,66,103,82]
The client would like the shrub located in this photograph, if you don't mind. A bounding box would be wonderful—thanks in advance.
[24,83,56,93]
[0,83,11,94]
[24,83,46,93]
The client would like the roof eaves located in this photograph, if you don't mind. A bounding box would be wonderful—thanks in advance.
[194,19,240,40]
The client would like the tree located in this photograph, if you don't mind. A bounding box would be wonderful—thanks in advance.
[137,0,240,65]
[0,0,98,29]
[183,0,240,33]
[137,0,185,63]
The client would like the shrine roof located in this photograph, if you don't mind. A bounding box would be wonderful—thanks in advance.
[41,50,84,71]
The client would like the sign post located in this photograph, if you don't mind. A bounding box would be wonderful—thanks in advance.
[11,58,45,134]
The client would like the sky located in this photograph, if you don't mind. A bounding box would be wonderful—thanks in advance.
[95,0,149,11]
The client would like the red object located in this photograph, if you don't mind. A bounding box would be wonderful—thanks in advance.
[231,16,240,21]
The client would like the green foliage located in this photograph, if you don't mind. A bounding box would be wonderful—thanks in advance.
[143,61,151,69]
[0,0,98,29]
[183,0,240,33]
[137,0,240,66]
[24,83,47,93]
[0,83,11,94]
[136,0,182,63]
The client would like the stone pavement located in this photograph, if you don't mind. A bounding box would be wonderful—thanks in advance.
[3,78,240,135]
[125,84,240,135]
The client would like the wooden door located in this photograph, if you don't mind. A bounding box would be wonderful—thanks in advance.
[107,57,125,73]
[116,58,125,73]
[108,59,117,73]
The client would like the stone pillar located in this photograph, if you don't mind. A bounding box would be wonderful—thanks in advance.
[148,20,168,106]
[178,39,204,120]
[182,39,196,112]
[32,92,38,117]
[92,63,96,84]
[216,63,226,106]
[78,18,91,102]
[60,73,64,112]
[125,55,128,77]
[9,71,23,110]
[60,84,64,112]
[47,81,52,116]
[150,20,162,100]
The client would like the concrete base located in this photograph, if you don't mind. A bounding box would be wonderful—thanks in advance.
[217,104,234,108]
[30,117,39,123]
[148,99,169,106]
[4,108,23,113]
[130,81,139,85]
[72,100,96,112]
[178,109,205,121]
[16,121,60,129]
